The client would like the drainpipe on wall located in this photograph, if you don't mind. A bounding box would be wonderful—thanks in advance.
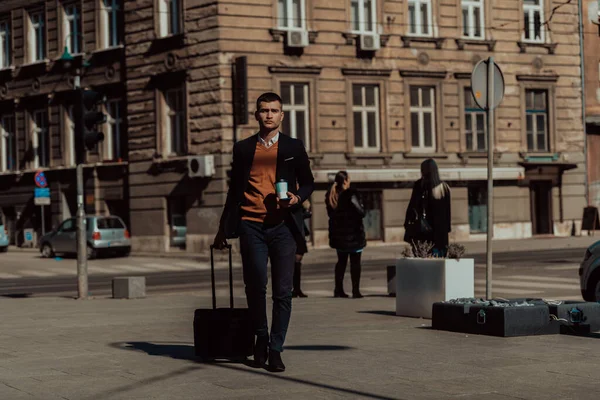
[580,0,589,206]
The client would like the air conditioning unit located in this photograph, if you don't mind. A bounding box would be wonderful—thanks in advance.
[286,30,309,48]
[188,155,215,178]
[359,33,380,51]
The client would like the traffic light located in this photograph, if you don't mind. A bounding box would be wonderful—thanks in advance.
[74,88,106,164]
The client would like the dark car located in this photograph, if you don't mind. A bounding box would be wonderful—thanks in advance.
[580,240,600,301]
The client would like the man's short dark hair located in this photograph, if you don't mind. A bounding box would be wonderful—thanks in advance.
[256,92,283,110]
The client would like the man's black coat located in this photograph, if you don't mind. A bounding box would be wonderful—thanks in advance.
[220,133,315,242]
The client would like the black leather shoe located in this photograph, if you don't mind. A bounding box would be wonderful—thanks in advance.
[268,350,286,372]
[292,289,308,298]
[352,291,363,299]
[334,290,349,298]
[253,336,269,367]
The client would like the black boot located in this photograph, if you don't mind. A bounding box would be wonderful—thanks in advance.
[351,260,363,299]
[253,335,269,368]
[268,350,286,372]
[334,259,348,298]
[292,262,308,298]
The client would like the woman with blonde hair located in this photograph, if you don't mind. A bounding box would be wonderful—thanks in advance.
[404,159,452,256]
[325,171,366,298]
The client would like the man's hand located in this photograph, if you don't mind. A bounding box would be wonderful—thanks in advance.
[212,229,228,250]
[278,192,299,208]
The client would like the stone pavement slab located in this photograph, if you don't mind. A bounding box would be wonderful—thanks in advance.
[1,293,600,399]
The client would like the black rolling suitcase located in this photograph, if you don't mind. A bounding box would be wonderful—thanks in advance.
[193,245,254,361]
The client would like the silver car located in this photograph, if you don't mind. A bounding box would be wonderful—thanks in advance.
[579,240,600,301]
[40,215,131,259]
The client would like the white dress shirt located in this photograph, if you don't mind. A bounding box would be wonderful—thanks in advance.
[258,132,280,148]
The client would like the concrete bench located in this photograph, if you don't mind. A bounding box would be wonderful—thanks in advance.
[112,277,146,299]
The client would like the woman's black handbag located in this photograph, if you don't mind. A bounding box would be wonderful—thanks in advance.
[405,191,432,238]
[405,208,432,236]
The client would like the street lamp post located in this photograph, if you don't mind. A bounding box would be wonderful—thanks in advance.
[59,43,87,300]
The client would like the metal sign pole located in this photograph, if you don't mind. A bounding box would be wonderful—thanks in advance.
[486,57,495,300]
[74,73,88,300]
[41,205,45,236]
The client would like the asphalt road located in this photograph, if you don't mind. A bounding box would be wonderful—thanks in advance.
[0,247,586,299]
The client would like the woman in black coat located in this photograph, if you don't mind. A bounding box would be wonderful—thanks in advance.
[326,171,366,298]
[292,201,311,298]
[404,159,452,256]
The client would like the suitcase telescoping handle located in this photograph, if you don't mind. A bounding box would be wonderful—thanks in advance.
[209,244,234,310]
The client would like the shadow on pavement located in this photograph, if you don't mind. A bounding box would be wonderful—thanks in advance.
[1,293,33,298]
[114,341,251,365]
[357,310,397,317]
[121,341,197,361]
[110,341,401,400]
[284,345,352,351]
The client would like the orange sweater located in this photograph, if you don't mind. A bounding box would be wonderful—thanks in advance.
[240,141,283,224]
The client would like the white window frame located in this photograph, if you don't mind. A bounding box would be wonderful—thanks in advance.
[0,19,10,68]
[278,0,306,30]
[464,88,487,151]
[281,82,310,151]
[158,0,181,37]
[163,87,186,156]
[525,89,549,152]
[0,114,16,172]
[100,0,120,48]
[408,0,432,37]
[350,0,377,34]
[461,0,484,39]
[32,109,49,169]
[523,0,545,43]
[409,86,436,152]
[63,3,82,54]
[105,99,122,160]
[352,84,381,152]
[28,11,45,63]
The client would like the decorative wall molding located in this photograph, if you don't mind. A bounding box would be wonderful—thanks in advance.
[341,68,392,77]
[401,36,445,49]
[516,74,559,82]
[399,70,447,79]
[516,41,558,55]
[455,38,496,51]
[268,65,322,75]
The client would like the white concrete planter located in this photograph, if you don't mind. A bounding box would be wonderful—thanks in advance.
[395,258,475,319]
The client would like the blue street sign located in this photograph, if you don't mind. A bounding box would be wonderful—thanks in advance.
[34,188,50,198]
[25,232,32,241]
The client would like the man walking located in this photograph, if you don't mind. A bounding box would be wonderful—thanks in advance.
[213,92,314,372]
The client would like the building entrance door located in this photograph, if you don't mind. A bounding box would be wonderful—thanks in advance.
[530,181,553,235]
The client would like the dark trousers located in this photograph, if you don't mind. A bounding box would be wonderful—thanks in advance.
[239,219,297,353]
[334,251,362,294]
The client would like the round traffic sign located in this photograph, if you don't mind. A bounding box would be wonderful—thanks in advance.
[34,171,48,188]
[471,58,505,110]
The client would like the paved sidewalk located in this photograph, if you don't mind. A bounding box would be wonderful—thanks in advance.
[1,291,600,399]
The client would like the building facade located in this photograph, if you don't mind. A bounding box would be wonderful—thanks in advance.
[0,0,588,252]
[138,0,583,253]
[0,0,128,247]
[583,0,600,208]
